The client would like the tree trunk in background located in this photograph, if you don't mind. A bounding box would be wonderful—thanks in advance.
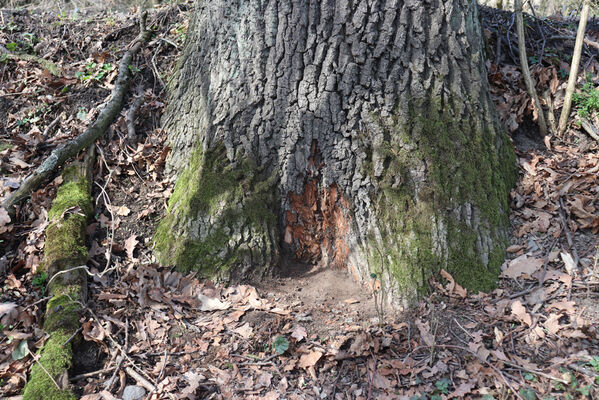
[155,0,516,306]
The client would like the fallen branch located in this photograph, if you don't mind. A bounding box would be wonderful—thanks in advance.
[2,11,152,216]
[515,0,548,137]
[22,150,95,400]
[558,0,591,135]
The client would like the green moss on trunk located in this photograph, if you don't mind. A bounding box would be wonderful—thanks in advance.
[154,146,280,277]
[366,98,516,300]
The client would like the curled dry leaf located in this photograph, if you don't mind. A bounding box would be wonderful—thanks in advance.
[415,318,435,347]
[0,302,19,326]
[560,252,577,276]
[124,234,138,259]
[0,207,11,234]
[232,322,253,339]
[440,269,466,298]
[511,300,532,327]
[291,325,307,342]
[82,320,105,344]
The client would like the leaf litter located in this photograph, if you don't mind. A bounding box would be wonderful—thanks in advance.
[0,3,598,400]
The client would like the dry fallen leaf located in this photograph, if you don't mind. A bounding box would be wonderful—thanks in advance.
[543,313,562,334]
[511,300,532,326]
[0,207,11,234]
[233,322,253,339]
[298,350,323,369]
[198,294,231,312]
[291,325,307,342]
[124,234,138,259]
[82,320,105,344]
[440,269,467,298]
[501,255,544,279]
[560,252,577,275]
[0,302,19,326]
[416,319,435,347]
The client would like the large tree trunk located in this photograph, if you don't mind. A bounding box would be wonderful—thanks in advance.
[155,0,516,306]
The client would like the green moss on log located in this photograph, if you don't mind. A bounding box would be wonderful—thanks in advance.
[44,216,87,268]
[154,146,279,276]
[22,330,77,400]
[23,161,92,400]
[47,164,93,221]
[44,287,83,333]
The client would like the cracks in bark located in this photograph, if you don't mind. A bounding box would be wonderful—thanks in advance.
[159,0,515,301]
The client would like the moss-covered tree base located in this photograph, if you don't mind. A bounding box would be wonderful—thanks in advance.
[23,160,92,400]
[156,0,517,307]
[154,146,280,280]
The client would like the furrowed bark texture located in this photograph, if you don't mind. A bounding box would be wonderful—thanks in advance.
[156,0,516,305]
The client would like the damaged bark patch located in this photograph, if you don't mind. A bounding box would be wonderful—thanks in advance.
[22,159,92,400]
[286,182,352,269]
[284,142,353,270]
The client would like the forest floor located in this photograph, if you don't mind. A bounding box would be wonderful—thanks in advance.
[1,2,599,400]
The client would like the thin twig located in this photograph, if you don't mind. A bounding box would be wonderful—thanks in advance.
[62,327,82,348]
[1,12,152,215]
[68,296,157,387]
[413,344,524,400]
[42,115,61,139]
[579,118,599,142]
[558,0,591,135]
[558,197,580,272]
[29,349,61,390]
[515,0,548,137]
[125,366,156,393]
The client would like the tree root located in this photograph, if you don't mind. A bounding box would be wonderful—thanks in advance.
[1,11,152,218]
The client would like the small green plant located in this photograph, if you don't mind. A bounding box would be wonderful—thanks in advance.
[32,272,47,296]
[0,20,18,32]
[572,82,599,118]
[75,62,114,82]
[434,378,451,395]
[128,64,141,75]
[21,32,37,51]
[6,42,18,52]
[519,388,536,400]
[16,115,40,127]
[273,336,289,355]
[524,372,538,382]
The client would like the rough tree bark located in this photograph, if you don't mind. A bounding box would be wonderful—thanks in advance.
[155,0,516,306]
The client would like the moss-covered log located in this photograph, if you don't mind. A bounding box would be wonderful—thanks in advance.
[156,0,517,307]
[22,158,93,400]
